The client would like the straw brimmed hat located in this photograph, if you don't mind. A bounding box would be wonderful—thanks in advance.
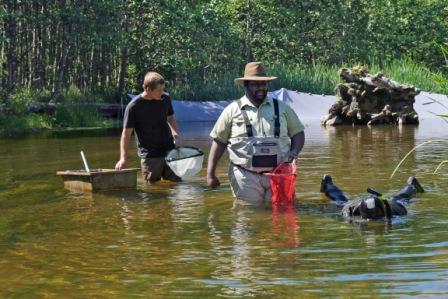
[234,62,277,85]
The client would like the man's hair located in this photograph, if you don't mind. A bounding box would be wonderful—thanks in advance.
[143,72,165,90]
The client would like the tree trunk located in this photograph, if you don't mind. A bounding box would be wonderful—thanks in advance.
[51,14,72,104]
[4,0,18,93]
[116,9,129,102]
[51,44,71,103]
[244,0,253,63]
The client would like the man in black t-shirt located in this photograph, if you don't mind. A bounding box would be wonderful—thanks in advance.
[115,72,182,183]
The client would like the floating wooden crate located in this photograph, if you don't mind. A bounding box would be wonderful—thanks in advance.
[56,168,140,191]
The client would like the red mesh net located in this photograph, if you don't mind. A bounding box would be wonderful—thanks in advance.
[269,162,297,208]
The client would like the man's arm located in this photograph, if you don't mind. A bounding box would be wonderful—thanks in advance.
[167,115,182,147]
[206,139,227,188]
[115,127,134,170]
[288,131,305,162]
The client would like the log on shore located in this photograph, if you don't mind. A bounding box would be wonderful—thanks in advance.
[322,66,420,126]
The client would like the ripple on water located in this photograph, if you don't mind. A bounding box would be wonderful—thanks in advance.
[1,123,448,297]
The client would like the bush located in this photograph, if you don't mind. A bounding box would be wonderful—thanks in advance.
[0,114,53,133]
[8,88,36,114]
[52,105,115,128]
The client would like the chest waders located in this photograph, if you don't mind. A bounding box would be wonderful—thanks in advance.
[227,99,291,173]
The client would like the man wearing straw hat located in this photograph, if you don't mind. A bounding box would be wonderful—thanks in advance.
[115,71,182,183]
[207,62,305,205]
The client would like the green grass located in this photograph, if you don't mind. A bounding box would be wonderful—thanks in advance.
[51,105,116,128]
[368,59,448,95]
[1,60,448,133]
[170,60,448,100]
[0,114,54,133]
[0,85,117,134]
[0,105,115,134]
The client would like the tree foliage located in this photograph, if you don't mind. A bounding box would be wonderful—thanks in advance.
[0,0,447,102]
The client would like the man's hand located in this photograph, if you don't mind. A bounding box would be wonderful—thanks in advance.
[115,158,126,170]
[206,139,226,188]
[117,128,133,171]
[207,175,220,188]
[173,134,183,148]
[287,151,298,163]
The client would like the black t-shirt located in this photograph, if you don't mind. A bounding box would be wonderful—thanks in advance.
[123,93,175,158]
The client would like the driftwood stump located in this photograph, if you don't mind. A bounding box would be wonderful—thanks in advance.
[322,66,420,126]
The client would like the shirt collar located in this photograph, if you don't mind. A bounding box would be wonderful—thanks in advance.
[239,95,273,109]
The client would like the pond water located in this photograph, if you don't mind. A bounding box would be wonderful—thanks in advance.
[0,120,447,298]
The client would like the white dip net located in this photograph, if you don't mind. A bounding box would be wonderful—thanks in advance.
[165,147,204,178]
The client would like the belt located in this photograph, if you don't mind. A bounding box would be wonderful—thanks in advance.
[231,163,271,174]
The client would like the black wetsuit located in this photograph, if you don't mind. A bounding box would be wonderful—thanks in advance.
[320,175,424,220]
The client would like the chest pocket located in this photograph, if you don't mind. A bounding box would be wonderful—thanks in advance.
[232,117,248,138]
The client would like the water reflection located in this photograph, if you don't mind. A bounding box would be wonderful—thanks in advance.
[1,122,448,297]
[348,219,393,239]
[271,207,301,248]
[119,198,133,231]
[227,207,254,296]
[202,202,303,296]
[323,125,417,169]
[205,206,265,297]
[167,183,205,225]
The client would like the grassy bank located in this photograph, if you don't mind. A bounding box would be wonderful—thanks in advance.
[0,87,117,134]
[1,60,447,133]
[171,60,448,100]
[0,107,116,135]
[0,86,117,134]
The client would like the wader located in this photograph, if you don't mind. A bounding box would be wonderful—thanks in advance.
[227,99,291,173]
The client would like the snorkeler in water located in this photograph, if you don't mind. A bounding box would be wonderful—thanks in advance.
[320,174,424,221]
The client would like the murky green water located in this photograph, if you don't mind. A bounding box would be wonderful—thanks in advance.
[1,121,447,298]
